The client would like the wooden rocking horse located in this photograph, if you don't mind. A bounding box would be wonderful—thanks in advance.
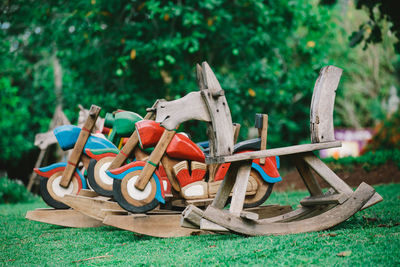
[181,65,383,235]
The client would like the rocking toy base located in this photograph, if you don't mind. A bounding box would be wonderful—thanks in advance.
[197,182,376,236]
[25,208,103,228]
[103,213,210,238]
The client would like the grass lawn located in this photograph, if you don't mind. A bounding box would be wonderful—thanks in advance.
[1,184,399,266]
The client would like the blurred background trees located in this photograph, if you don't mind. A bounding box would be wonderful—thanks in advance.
[0,0,399,183]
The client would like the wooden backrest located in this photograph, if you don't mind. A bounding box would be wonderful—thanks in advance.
[310,66,343,143]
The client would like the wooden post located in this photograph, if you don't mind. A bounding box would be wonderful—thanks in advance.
[60,105,101,188]
[135,129,176,190]
[255,114,268,164]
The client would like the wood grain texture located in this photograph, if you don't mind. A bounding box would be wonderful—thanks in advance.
[60,105,101,188]
[135,129,176,190]
[302,152,353,194]
[229,161,252,216]
[210,161,241,209]
[259,114,268,165]
[206,141,342,164]
[300,193,349,206]
[200,62,234,157]
[103,214,209,238]
[202,182,375,236]
[290,154,323,196]
[25,209,103,228]
[63,194,124,221]
[155,92,211,131]
[310,66,342,143]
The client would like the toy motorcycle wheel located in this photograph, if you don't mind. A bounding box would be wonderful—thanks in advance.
[113,169,159,213]
[40,171,79,209]
[243,170,274,208]
[87,157,115,197]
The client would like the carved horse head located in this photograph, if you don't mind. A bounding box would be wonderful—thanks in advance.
[155,62,235,157]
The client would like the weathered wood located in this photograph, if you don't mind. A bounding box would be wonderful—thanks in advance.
[361,192,383,210]
[310,66,342,143]
[60,105,101,188]
[63,194,124,221]
[245,205,293,220]
[300,193,349,207]
[25,209,103,228]
[108,111,156,170]
[78,189,99,197]
[206,141,342,164]
[155,92,211,131]
[202,182,375,236]
[302,152,353,194]
[210,161,241,209]
[258,114,268,165]
[240,211,259,221]
[200,62,234,157]
[290,154,323,196]
[135,129,176,190]
[181,204,204,227]
[200,218,229,232]
[233,123,241,144]
[103,214,209,238]
[229,161,252,216]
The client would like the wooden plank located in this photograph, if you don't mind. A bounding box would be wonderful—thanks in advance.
[310,66,343,143]
[245,205,293,220]
[25,209,103,228]
[63,194,124,221]
[78,189,99,198]
[233,123,241,144]
[240,211,259,221]
[103,214,209,238]
[181,204,204,227]
[200,218,229,232]
[300,193,349,207]
[202,182,375,236]
[361,192,383,210]
[206,141,342,164]
[229,161,252,216]
[259,115,268,165]
[60,105,101,187]
[302,153,353,194]
[290,154,323,196]
[135,129,176,190]
[210,161,241,209]
[108,111,156,170]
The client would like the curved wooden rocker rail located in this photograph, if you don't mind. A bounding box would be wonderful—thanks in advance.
[201,182,374,236]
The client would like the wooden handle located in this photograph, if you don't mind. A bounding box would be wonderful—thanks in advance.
[259,114,268,165]
[135,129,176,190]
[60,105,101,188]
[108,111,156,170]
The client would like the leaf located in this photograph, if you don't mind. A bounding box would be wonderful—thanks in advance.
[337,251,352,257]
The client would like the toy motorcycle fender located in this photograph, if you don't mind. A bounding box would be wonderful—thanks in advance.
[34,125,117,209]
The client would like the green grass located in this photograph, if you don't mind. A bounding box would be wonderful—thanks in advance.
[1,184,399,266]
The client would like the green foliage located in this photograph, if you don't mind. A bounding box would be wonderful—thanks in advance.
[323,150,400,170]
[1,0,399,181]
[351,0,400,52]
[0,176,36,204]
[0,0,340,152]
[363,110,400,152]
[1,184,399,265]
